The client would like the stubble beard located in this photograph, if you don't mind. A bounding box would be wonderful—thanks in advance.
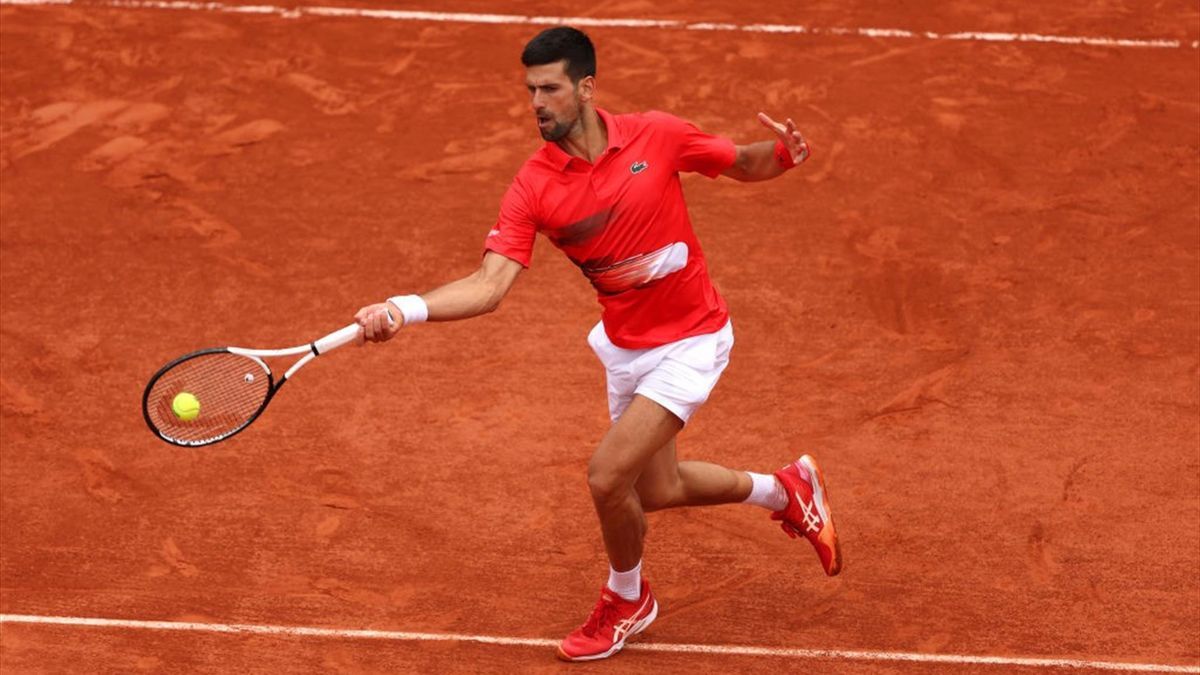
[539,98,580,142]
[539,117,573,142]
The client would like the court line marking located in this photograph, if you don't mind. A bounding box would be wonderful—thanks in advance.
[2,613,1198,672]
[1,0,1197,50]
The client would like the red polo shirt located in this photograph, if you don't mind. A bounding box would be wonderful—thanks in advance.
[485,108,736,349]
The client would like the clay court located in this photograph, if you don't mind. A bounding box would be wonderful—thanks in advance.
[1,1,1198,672]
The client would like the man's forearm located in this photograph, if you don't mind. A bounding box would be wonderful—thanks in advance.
[725,140,788,182]
[418,271,505,321]
[412,252,522,322]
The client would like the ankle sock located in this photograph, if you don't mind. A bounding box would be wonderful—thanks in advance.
[743,472,788,511]
[607,561,642,602]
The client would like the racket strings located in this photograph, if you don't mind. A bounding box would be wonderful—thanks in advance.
[146,352,271,444]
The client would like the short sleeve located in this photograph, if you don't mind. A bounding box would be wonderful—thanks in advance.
[647,111,737,178]
[484,177,538,267]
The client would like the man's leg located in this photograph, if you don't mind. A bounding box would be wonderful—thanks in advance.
[558,395,676,662]
[633,419,843,577]
[635,436,758,512]
[587,395,683,572]
[590,394,790,565]
[560,394,842,661]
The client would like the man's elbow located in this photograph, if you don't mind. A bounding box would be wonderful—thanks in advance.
[723,147,747,181]
[476,278,508,315]
[722,147,757,182]
[480,292,503,314]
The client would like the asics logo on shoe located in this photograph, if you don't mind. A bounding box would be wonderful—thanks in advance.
[630,161,649,174]
[611,596,651,642]
[796,490,822,533]
[612,616,636,642]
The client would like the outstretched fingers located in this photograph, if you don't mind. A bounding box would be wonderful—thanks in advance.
[757,111,784,136]
[759,112,811,166]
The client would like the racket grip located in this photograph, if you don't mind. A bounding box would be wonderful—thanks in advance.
[312,323,362,355]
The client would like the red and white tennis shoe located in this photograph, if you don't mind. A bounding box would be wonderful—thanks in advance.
[772,454,843,576]
[557,580,658,661]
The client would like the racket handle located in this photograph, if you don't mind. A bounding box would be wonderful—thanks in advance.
[312,323,362,355]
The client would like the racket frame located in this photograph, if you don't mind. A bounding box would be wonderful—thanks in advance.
[142,322,364,447]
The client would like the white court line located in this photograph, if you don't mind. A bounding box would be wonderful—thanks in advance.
[2,613,1199,672]
[1,0,1197,49]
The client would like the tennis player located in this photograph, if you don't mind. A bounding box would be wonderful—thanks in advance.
[354,26,842,662]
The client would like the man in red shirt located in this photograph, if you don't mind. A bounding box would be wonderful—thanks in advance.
[355,26,842,662]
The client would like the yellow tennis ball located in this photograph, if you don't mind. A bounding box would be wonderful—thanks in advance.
[172,392,200,422]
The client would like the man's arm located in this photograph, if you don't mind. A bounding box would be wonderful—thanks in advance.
[721,112,811,183]
[355,251,523,342]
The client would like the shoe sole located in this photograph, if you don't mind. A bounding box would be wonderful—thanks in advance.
[800,454,843,576]
[556,599,659,662]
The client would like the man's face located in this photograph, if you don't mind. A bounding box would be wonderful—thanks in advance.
[525,61,588,141]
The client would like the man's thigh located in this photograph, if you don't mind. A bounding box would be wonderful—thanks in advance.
[591,395,683,488]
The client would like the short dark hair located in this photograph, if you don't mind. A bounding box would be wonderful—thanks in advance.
[521,26,596,82]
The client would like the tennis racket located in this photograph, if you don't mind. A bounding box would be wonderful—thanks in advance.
[142,315,387,447]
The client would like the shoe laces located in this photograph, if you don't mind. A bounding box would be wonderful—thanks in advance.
[581,594,620,637]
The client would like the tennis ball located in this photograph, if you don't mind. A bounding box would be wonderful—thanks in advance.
[172,392,200,422]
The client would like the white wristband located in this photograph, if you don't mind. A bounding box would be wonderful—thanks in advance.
[387,294,428,326]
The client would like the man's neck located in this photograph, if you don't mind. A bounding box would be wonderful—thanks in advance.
[556,106,606,163]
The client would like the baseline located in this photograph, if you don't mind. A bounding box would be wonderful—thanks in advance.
[0,0,1196,50]
[2,614,1198,673]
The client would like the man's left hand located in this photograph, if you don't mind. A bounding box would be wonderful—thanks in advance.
[757,112,811,166]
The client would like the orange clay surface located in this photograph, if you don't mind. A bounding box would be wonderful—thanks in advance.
[1,2,1198,673]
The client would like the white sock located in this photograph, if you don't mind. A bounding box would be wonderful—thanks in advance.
[743,472,788,511]
[607,561,642,602]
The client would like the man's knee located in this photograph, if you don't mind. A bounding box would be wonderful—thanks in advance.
[587,449,635,509]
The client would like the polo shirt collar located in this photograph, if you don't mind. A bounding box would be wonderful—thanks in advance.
[544,107,624,171]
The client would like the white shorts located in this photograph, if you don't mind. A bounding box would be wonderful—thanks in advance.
[587,320,734,423]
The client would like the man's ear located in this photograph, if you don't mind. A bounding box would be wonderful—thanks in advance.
[577,75,596,103]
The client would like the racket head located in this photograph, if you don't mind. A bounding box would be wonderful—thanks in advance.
[142,348,274,447]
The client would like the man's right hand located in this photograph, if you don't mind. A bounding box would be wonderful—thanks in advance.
[354,302,402,343]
